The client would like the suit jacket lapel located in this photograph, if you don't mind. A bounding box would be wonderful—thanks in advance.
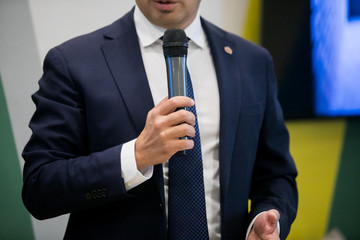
[101,10,154,135]
[201,19,242,202]
[101,10,165,205]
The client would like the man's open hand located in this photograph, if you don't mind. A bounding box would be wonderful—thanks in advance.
[248,210,280,240]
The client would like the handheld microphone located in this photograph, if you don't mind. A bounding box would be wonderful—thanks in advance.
[162,29,189,155]
[162,28,189,100]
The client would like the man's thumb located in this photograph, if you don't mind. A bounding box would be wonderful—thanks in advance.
[268,210,280,227]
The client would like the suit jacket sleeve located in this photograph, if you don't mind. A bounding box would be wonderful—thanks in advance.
[22,47,133,220]
[248,50,298,239]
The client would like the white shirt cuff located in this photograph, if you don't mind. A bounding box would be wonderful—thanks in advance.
[246,211,280,239]
[120,139,153,191]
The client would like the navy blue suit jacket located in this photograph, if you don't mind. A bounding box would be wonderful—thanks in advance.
[22,9,297,240]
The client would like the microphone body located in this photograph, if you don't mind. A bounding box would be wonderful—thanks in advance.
[162,29,189,155]
[165,56,187,100]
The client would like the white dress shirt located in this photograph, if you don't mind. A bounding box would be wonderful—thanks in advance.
[121,5,221,239]
[120,5,276,240]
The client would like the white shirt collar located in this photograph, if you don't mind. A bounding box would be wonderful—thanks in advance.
[134,5,205,49]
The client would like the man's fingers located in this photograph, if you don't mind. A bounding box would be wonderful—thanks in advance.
[148,109,195,137]
[134,96,197,171]
[170,138,195,151]
[167,109,196,126]
[250,209,280,239]
[160,123,196,140]
[267,210,280,226]
[264,210,280,234]
[156,96,195,115]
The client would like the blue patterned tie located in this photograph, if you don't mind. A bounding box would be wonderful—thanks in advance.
[167,69,209,239]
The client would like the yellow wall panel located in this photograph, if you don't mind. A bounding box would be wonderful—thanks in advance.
[243,0,262,44]
[286,119,346,240]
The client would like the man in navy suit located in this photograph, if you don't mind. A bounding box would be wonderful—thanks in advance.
[22,0,298,239]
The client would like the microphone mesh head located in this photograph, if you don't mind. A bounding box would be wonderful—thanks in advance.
[163,29,188,44]
[163,29,188,57]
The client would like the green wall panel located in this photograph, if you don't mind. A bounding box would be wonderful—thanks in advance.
[0,75,34,240]
[327,117,360,239]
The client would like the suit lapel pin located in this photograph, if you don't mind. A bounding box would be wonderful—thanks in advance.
[224,46,233,55]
